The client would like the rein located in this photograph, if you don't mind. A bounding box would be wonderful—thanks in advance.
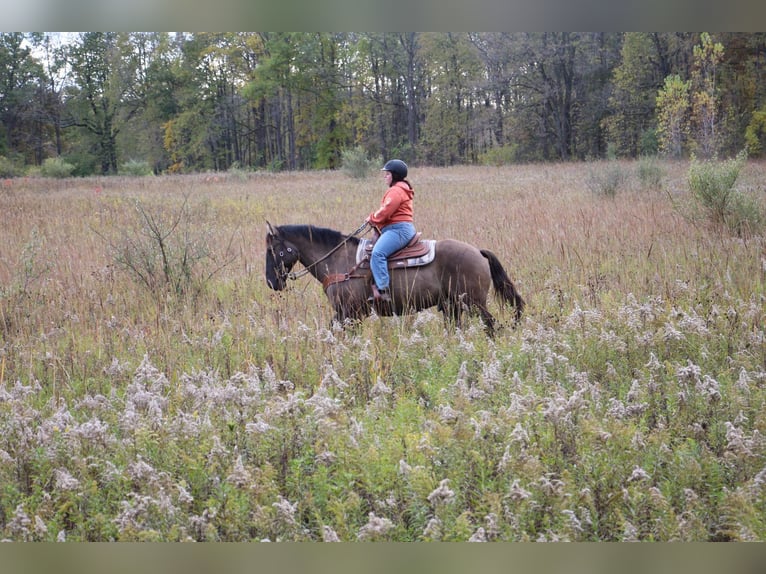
[285,222,370,282]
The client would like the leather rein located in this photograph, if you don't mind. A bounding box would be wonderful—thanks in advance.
[278,222,371,288]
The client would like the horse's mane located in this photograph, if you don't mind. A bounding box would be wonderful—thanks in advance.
[277,224,359,247]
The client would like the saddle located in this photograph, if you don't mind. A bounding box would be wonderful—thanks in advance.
[356,233,436,269]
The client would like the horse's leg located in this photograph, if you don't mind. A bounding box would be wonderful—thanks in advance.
[475,303,497,338]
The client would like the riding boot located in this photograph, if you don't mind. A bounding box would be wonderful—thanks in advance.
[367,285,392,303]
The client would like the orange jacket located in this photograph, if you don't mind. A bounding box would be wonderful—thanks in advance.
[367,181,414,229]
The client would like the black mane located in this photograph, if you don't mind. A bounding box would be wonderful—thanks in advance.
[277,224,359,247]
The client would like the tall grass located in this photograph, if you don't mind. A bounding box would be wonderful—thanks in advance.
[0,162,765,541]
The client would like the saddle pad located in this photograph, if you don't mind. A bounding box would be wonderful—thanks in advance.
[356,238,436,268]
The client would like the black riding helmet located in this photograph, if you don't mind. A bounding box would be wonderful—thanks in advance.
[381,159,408,182]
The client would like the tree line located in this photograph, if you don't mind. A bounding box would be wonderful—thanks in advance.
[1,32,766,176]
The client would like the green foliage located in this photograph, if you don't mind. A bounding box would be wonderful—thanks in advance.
[40,157,75,178]
[744,109,766,157]
[479,144,520,166]
[656,75,691,158]
[639,128,659,156]
[0,155,24,178]
[340,146,379,179]
[687,151,764,236]
[586,161,628,198]
[636,155,665,189]
[120,159,153,176]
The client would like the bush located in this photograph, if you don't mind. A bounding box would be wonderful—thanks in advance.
[636,155,665,189]
[479,144,520,166]
[120,159,154,176]
[341,147,379,179]
[687,151,764,236]
[101,196,235,301]
[0,155,24,178]
[586,161,628,198]
[40,157,75,178]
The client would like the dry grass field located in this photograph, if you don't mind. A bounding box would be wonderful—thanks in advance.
[0,160,765,541]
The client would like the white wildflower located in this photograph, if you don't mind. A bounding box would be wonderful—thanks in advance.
[322,525,340,542]
[427,479,456,507]
[509,423,529,446]
[508,478,532,501]
[54,468,81,491]
[226,455,252,488]
[628,466,651,482]
[468,526,486,542]
[272,496,298,527]
[34,515,48,537]
[357,512,394,540]
[422,517,442,539]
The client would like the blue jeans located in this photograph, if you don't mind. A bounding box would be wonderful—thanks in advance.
[370,222,416,290]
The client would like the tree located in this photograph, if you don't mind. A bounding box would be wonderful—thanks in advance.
[690,33,724,158]
[0,33,47,164]
[656,74,691,158]
[604,33,661,156]
[65,32,145,174]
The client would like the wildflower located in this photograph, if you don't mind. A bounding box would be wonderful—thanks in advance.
[422,517,442,540]
[427,479,456,507]
[468,526,486,542]
[357,512,394,540]
[272,496,298,528]
[34,515,48,537]
[226,455,252,488]
[127,456,158,485]
[509,423,529,446]
[54,468,81,491]
[628,466,651,483]
[562,509,583,533]
[322,525,340,542]
[177,484,194,505]
[697,375,721,402]
[8,504,31,539]
[508,478,532,501]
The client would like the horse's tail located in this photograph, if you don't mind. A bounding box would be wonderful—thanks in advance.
[480,249,525,322]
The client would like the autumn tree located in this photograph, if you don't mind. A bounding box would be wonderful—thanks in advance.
[656,74,691,158]
[690,33,724,158]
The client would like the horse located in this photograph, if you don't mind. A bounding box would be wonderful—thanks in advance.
[264,222,525,336]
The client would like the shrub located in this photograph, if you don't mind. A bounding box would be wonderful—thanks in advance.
[341,147,379,179]
[120,159,154,176]
[40,157,75,178]
[102,196,235,300]
[586,161,628,198]
[686,151,764,236]
[479,144,520,166]
[636,155,665,189]
[227,161,249,181]
[0,155,24,178]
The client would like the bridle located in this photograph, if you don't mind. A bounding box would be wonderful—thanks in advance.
[267,222,370,284]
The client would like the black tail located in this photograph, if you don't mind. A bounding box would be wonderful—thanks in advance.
[480,249,525,322]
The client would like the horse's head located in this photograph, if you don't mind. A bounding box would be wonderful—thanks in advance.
[265,222,300,290]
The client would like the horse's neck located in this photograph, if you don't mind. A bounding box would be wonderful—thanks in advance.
[294,232,355,276]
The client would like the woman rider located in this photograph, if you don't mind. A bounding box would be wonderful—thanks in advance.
[365,159,416,303]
